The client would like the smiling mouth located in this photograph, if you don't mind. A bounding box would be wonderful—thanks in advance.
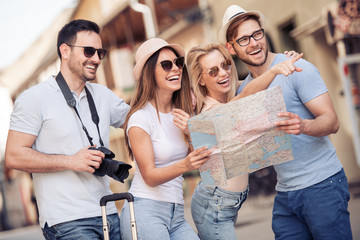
[249,49,261,55]
[167,76,180,81]
[218,78,229,85]
[85,64,98,73]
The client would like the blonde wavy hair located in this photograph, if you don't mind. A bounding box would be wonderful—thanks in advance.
[186,43,238,114]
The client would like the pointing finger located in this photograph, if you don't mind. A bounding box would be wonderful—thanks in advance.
[289,53,303,64]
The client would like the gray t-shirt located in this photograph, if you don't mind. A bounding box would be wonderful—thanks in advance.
[10,76,130,227]
[237,54,342,191]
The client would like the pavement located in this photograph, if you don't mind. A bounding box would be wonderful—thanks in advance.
[186,188,360,240]
[0,186,359,240]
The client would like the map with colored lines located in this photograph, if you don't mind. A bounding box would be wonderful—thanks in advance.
[188,86,294,186]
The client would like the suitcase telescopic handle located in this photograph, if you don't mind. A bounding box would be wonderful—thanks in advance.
[100,192,134,206]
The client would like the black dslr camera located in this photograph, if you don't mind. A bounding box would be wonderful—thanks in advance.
[89,146,132,183]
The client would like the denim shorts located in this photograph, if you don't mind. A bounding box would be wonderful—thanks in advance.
[42,213,120,240]
[191,182,248,240]
[272,168,352,240]
[120,197,199,240]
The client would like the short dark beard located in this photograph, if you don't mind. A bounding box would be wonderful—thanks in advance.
[234,44,269,67]
[69,61,96,82]
[247,50,268,67]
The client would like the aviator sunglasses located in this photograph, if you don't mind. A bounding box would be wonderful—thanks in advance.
[158,57,185,72]
[203,59,232,78]
[67,45,107,60]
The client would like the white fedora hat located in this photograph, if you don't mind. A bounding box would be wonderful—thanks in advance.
[219,5,265,44]
[133,38,185,81]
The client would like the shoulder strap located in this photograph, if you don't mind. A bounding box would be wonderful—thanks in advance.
[84,86,104,146]
[55,72,105,146]
[55,72,76,108]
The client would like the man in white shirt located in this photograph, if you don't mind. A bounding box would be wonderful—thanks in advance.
[5,19,130,239]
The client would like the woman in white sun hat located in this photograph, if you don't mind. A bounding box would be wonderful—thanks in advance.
[119,38,212,240]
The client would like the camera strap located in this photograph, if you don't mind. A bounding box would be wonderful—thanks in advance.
[55,72,104,147]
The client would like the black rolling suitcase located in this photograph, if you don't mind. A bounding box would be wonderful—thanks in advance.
[100,193,137,240]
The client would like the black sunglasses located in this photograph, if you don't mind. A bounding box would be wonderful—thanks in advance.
[203,59,232,78]
[158,57,185,72]
[67,45,107,60]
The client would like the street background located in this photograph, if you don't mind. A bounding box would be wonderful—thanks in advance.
[1,0,360,239]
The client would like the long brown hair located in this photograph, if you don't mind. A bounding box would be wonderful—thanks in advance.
[186,43,238,114]
[124,47,193,159]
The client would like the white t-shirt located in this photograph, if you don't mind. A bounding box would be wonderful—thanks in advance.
[10,76,130,227]
[127,102,188,204]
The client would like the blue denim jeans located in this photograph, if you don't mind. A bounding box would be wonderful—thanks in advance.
[272,168,352,240]
[42,213,120,240]
[120,197,199,240]
[191,182,248,240]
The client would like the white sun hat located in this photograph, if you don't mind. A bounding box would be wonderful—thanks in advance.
[133,38,185,81]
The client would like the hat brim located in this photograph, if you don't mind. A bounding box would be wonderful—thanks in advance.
[133,43,185,81]
[219,11,265,44]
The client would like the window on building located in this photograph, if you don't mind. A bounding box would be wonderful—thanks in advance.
[278,19,299,53]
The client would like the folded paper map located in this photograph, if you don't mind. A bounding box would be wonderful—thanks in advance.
[188,86,294,186]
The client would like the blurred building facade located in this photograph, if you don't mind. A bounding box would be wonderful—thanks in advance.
[1,0,360,230]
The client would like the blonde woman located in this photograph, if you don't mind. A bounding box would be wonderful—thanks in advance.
[119,38,212,240]
[186,42,302,240]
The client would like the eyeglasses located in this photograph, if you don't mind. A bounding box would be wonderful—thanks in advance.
[202,59,232,78]
[158,57,185,72]
[67,45,107,60]
[234,29,265,47]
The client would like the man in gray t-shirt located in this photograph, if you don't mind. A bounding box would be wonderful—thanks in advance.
[5,19,129,239]
[219,5,352,240]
